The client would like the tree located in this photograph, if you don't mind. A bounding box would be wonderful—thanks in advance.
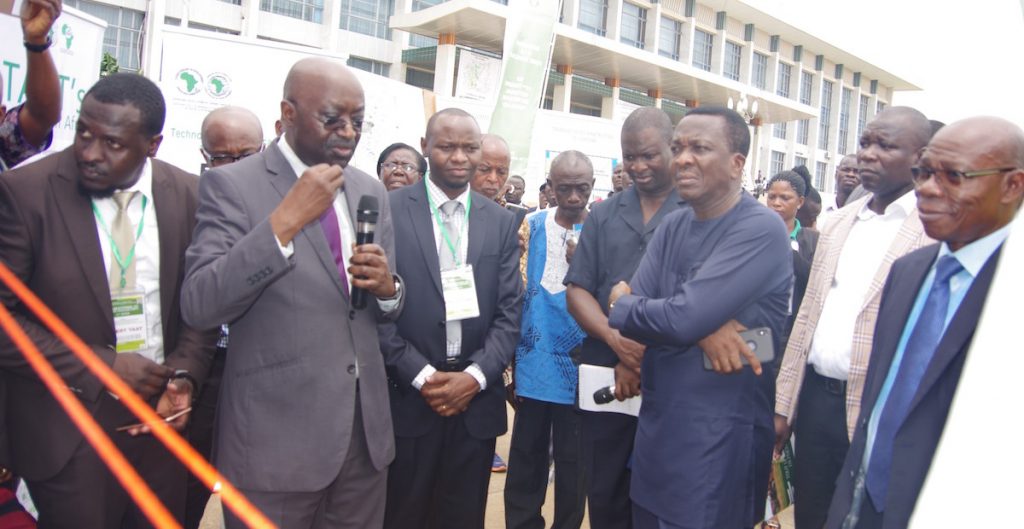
[100,52,119,77]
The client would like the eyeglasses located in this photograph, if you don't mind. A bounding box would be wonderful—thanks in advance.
[380,161,419,173]
[285,99,372,133]
[202,147,263,167]
[911,165,1018,187]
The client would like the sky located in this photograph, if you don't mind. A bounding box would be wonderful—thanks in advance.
[745,0,1024,128]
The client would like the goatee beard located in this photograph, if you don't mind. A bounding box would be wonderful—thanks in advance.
[76,179,117,199]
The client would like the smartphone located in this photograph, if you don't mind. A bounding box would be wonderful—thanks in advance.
[116,407,192,432]
[702,327,774,370]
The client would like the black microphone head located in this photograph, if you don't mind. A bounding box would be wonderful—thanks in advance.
[356,195,379,224]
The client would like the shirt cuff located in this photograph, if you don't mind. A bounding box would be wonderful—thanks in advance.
[412,364,437,390]
[464,363,487,391]
[376,277,403,312]
[607,293,638,331]
[275,233,294,259]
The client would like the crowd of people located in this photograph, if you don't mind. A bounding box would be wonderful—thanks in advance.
[1,5,1023,528]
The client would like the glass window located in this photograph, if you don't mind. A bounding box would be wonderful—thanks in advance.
[692,29,713,72]
[858,94,870,138]
[818,80,833,150]
[776,62,792,98]
[771,151,786,177]
[658,17,682,60]
[411,0,443,10]
[773,122,787,140]
[579,0,609,36]
[752,52,768,90]
[797,119,809,145]
[620,3,647,49]
[64,0,144,71]
[876,100,887,114]
[724,41,742,81]
[340,0,394,39]
[837,87,852,155]
[260,0,324,23]
[799,71,813,105]
[795,155,807,168]
[347,56,391,77]
[815,161,828,190]
[405,67,434,89]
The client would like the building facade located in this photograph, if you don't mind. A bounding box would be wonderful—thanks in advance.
[65,0,915,194]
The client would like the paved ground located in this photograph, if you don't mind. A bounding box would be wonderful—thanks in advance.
[200,403,793,528]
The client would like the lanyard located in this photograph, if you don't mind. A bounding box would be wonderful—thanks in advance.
[92,195,148,289]
[789,218,802,240]
[426,186,471,267]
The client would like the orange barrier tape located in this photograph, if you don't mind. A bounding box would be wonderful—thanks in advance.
[0,262,275,529]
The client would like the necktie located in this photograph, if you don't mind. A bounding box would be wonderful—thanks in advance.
[440,200,462,360]
[319,203,350,299]
[865,255,964,510]
[109,191,139,290]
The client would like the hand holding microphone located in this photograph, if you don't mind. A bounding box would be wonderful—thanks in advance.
[348,195,397,308]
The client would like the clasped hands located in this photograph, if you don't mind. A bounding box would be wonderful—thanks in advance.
[110,352,193,436]
[421,371,481,417]
[269,163,396,298]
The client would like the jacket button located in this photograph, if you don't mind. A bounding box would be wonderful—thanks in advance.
[347,364,356,375]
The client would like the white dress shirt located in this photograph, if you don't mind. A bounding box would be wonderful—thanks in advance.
[807,190,918,380]
[411,177,487,391]
[92,159,163,363]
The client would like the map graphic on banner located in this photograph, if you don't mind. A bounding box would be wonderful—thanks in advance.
[0,7,106,151]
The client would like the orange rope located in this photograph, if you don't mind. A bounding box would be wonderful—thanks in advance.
[0,262,275,529]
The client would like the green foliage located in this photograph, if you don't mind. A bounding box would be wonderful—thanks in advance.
[100,52,119,77]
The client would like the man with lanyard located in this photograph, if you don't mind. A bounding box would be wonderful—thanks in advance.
[380,108,522,528]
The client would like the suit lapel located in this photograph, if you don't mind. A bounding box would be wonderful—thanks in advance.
[467,191,486,266]
[863,247,937,407]
[151,161,180,340]
[907,246,1003,415]
[264,145,348,297]
[52,151,114,332]
[408,182,443,297]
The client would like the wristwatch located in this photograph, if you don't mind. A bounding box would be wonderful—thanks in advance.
[170,370,199,400]
[378,275,402,300]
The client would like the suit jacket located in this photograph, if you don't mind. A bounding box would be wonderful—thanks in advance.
[181,142,401,492]
[0,148,215,481]
[776,194,933,438]
[825,243,1002,529]
[379,180,522,440]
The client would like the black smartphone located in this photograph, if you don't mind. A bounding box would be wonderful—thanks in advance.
[702,327,774,370]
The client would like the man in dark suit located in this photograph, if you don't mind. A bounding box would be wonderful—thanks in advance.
[380,108,522,529]
[182,58,402,529]
[0,73,216,527]
[826,116,1024,529]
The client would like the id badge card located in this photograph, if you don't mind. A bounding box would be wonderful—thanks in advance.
[441,265,480,322]
[112,288,149,353]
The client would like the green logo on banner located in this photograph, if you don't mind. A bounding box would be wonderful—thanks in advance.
[177,69,203,95]
[206,73,232,99]
[61,24,74,49]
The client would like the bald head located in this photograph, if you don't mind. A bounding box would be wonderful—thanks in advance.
[200,106,264,168]
[857,106,932,209]
[548,150,595,214]
[915,116,1024,250]
[622,107,674,144]
[473,134,512,200]
[281,58,365,167]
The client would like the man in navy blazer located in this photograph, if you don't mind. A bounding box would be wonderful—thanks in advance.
[826,116,1024,529]
[379,108,522,528]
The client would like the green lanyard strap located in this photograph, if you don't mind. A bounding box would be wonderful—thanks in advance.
[426,187,471,267]
[92,195,148,289]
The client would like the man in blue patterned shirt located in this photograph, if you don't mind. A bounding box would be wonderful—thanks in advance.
[505,150,594,529]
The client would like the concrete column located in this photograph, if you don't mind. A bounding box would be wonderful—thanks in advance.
[601,78,620,120]
[240,0,261,39]
[648,88,662,109]
[140,0,166,75]
[433,32,458,98]
[323,0,343,50]
[553,65,573,112]
[646,3,662,52]
[607,0,623,41]
[562,0,579,28]
[711,29,726,76]
[740,43,753,85]
[680,15,695,66]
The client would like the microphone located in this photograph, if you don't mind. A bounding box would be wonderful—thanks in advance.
[593,385,616,405]
[351,195,379,310]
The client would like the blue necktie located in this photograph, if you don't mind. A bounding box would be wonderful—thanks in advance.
[865,255,963,510]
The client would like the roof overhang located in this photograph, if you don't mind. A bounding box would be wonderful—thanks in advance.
[391,0,910,123]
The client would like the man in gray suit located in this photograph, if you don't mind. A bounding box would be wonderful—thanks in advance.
[181,58,403,529]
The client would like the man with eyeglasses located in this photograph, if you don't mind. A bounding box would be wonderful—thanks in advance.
[774,107,936,529]
[182,58,403,528]
[199,106,265,171]
[824,118,1024,528]
[183,105,265,529]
